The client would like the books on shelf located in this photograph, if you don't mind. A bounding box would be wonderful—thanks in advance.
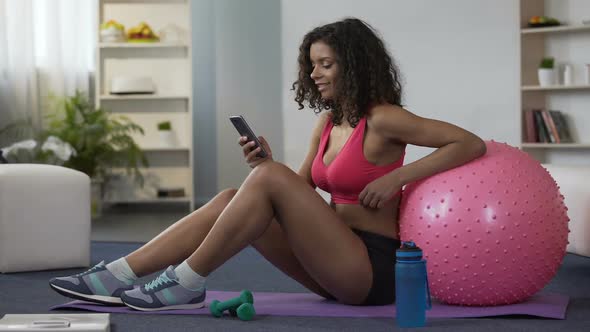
[523,109,573,143]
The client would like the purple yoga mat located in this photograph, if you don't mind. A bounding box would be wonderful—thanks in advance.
[50,291,568,319]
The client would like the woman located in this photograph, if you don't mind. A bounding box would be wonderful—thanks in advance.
[49,17,485,309]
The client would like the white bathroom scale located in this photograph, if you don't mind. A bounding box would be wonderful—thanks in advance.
[0,314,109,332]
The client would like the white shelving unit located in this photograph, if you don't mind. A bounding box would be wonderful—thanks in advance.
[521,24,590,34]
[521,84,590,91]
[96,0,194,210]
[99,42,187,49]
[521,143,590,149]
[103,197,192,204]
[99,94,189,101]
[519,0,590,164]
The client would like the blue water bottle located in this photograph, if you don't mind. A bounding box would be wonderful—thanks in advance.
[395,241,432,328]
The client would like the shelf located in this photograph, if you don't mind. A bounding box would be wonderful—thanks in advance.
[142,147,190,152]
[99,42,187,49]
[101,0,187,4]
[521,143,590,149]
[521,85,590,91]
[100,94,189,101]
[104,197,191,204]
[521,24,590,35]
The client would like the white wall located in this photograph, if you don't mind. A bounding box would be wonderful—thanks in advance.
[214,0,282,191]
[194,0,586,203]
[192,0,282,202]
[192,0,218,205]
[281,0,521,170]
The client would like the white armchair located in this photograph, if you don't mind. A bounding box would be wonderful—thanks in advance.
[0,164,91,273]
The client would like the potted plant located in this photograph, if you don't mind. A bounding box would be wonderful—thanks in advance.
[157,120,177,147]
[0,91,148,217]
[538,57,556,87]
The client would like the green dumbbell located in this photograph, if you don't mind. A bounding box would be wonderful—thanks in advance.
[228,304,254,320]
[209,290,254,318]
[236,302,256,321]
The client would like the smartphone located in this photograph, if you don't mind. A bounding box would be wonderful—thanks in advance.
[230,115,268,158]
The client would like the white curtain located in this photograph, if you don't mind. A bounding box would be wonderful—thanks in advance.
[0,0,96,145]
[0,0,38,141]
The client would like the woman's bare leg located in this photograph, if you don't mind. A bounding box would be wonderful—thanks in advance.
[125,189,238,277]
[186,160,373,304]
[123,187,333,299]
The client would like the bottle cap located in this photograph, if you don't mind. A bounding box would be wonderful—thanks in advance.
[396,241,423,261]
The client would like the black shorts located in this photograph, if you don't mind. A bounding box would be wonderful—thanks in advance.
[353,228,400,306]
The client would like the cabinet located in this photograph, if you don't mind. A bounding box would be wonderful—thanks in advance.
[96,0,194,210]
[519,0,590,164]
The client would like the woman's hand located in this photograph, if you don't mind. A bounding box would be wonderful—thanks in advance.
[238,136,273,168]
[359,172,403,209]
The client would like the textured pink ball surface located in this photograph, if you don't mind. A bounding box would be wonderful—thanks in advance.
[399,141,569,306]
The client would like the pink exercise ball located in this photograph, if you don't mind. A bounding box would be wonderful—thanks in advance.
[399,140,569,306]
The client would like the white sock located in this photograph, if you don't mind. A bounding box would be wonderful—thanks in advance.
[106,257,138,285]
[174,260,206,291]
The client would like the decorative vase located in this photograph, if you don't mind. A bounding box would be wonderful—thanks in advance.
[158,130,177,147]
[538,68,556,86]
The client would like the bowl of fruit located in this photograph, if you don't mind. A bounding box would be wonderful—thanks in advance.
[528,16,561,28]
[127,22,159,43]
[100,20,126,42]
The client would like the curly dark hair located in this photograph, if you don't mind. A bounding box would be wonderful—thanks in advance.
[292,18,403,127]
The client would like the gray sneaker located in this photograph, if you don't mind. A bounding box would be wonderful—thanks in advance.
[121,266,206,311]
[49,261,134,305]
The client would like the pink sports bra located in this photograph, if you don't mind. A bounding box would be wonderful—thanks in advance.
[311,116,405,204]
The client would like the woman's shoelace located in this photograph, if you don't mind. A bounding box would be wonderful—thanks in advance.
[145,273,173,291]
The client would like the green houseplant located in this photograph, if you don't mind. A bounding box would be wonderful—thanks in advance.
[156,120,177,147]
[157,121,172,131]
[1,90,147,217]
[42,90,148,183]
[44,91,148,217]
[539,57,555,69]
[538,56,556,86]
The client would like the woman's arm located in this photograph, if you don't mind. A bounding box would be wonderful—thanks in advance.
[297,112,331,188]
[372,104,486,187]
